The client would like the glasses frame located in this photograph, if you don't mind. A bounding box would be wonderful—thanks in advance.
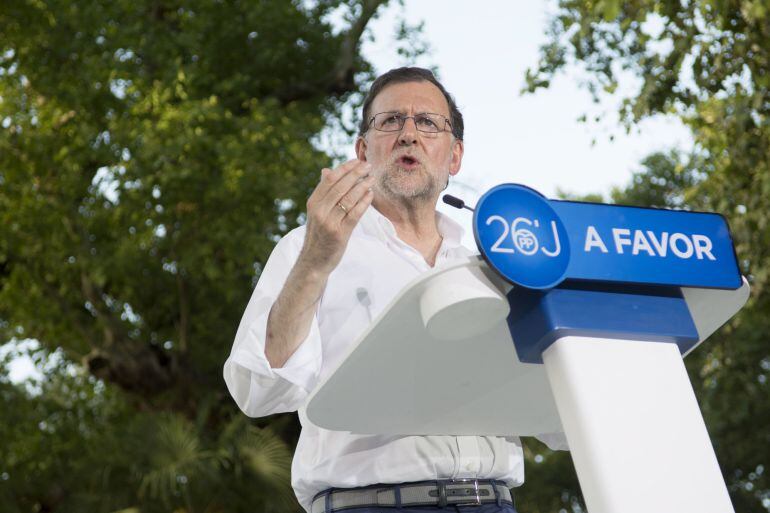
[366,111,453,135]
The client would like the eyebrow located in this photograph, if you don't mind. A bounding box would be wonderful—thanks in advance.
[380,110,446,116]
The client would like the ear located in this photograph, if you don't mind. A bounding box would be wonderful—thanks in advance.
[355,136,368,162]
[449,138,464,177]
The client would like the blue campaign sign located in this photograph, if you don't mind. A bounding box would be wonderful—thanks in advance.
[473,184,571,289]
[473,184,742,290]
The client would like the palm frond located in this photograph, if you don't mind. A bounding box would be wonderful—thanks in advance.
[138,413,212,504]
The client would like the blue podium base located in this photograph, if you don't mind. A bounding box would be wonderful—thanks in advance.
[507,281,700,364]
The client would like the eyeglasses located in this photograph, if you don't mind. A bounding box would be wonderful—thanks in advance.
[367,112,453,134]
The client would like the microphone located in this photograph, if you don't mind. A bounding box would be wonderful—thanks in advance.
[442,194,475,212]
[356,287,373,322]
[356,287,371,306]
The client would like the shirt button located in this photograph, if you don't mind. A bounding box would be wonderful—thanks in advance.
[464,462,475,471]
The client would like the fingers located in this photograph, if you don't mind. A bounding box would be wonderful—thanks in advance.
[300,160,375,275]
[340,187,374,227]
[308,159,365,211]
[335,172,375,222]
[305,158,373,231]
[325,159,363,184]
[318,159,372,212]
[314,159,361,197]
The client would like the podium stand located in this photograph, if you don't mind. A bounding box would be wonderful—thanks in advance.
[307,258,562,436]
[306,184,749,513]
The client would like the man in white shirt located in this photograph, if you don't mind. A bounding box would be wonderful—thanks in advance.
[224,67,566,513]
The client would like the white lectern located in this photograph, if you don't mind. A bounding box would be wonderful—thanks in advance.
[306,184,749,513]
[306,257,748,513]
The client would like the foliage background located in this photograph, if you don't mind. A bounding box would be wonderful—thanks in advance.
[1,0,768,512]
[518,1,770,512]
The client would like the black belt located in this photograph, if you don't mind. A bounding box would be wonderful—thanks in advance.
[311,479,513,512]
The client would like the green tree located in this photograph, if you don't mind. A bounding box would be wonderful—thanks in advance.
[0,1,398,511]
[521,1,770,511]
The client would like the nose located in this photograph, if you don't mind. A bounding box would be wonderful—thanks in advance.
[398,116,418,146]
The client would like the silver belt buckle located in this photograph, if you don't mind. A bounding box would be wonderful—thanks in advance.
[449,478,482,506]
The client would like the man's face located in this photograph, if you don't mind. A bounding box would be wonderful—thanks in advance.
[355,81,463,204]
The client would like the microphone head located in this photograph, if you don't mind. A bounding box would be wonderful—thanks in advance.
[356,287,371,306]
[442,194,465,209]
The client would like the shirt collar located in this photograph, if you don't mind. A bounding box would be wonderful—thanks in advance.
[357,204,465,249]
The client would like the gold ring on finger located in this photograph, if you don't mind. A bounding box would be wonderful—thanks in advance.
[337,202,349,213]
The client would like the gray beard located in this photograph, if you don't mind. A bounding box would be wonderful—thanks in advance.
[377,165,438,202]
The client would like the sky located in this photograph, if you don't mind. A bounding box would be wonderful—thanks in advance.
[357,0,693,245]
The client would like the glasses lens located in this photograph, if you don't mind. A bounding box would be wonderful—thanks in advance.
[371,112,448,133]
[414,113,442,133]
[373,113,403,131]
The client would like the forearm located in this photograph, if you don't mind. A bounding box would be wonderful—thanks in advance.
[265,256,329,368]
[265,158,372,368]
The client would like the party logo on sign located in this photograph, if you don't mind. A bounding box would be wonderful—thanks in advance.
[473,184,570,289]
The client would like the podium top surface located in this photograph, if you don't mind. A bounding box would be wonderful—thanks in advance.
[305,257,749,436]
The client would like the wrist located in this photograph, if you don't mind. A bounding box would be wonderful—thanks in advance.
[294,252,333,284]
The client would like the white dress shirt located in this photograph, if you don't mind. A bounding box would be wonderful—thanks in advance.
[223,205,566,511]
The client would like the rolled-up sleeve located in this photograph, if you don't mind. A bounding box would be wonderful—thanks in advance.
[223,227,323,417]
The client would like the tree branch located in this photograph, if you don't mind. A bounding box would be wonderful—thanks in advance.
[276,0,388,103]
[176,272,189,354]
[59,216,178,396]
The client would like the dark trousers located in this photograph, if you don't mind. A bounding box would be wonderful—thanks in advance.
[339,505,517,513]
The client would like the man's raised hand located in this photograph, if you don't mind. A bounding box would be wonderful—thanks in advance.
[298,159,375,275]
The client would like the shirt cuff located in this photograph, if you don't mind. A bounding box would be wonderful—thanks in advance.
[228,294,322,394]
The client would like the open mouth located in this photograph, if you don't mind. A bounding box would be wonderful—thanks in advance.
[397,155,420,168]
